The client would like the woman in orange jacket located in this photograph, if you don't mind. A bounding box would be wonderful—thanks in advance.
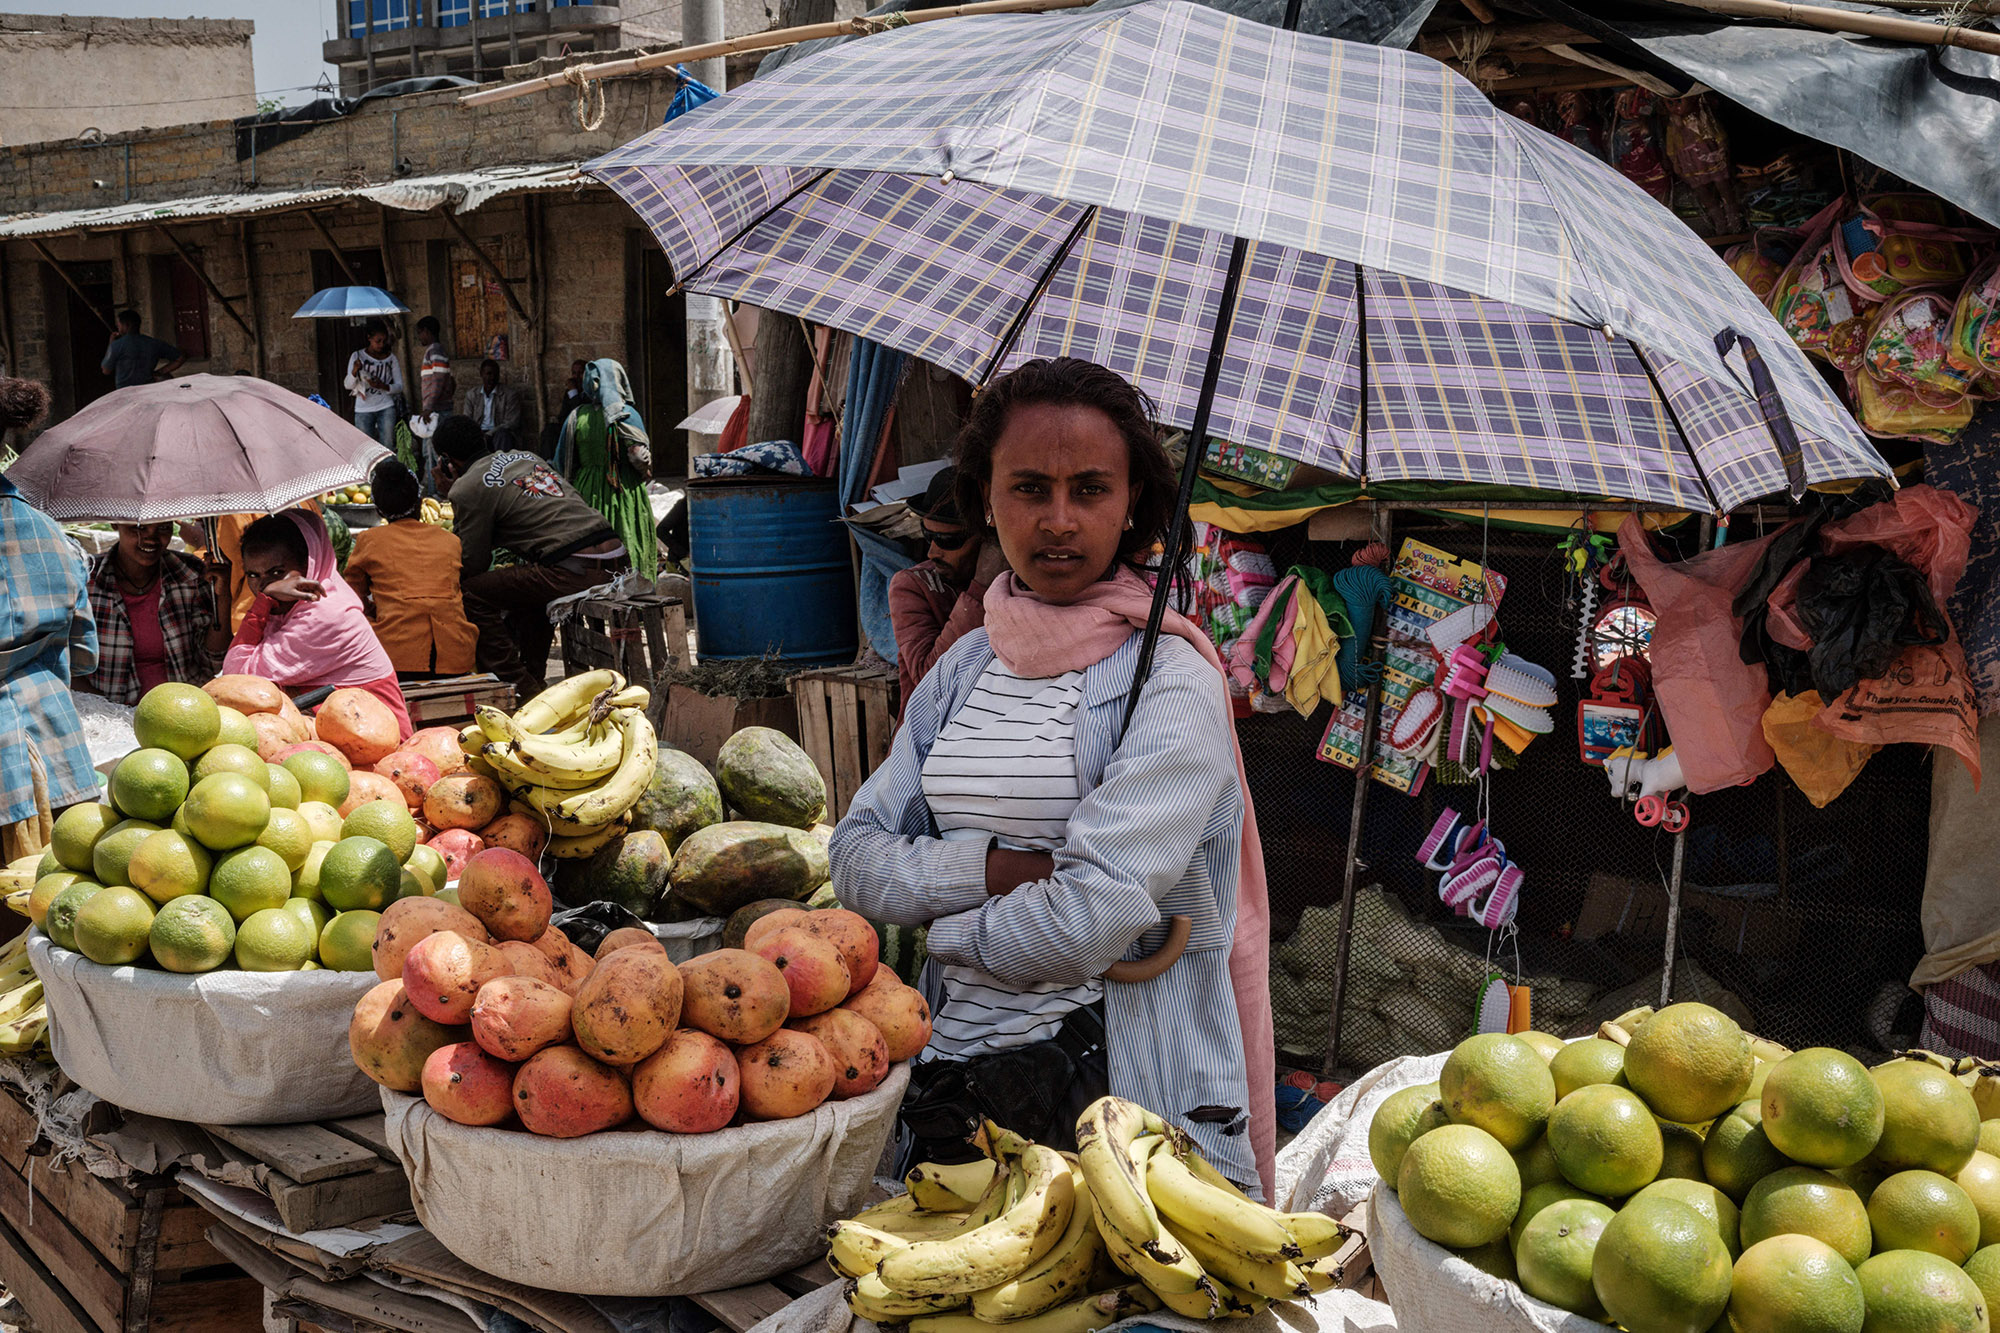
[343,460,479,677]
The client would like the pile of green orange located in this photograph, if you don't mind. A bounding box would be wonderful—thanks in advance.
[1372,1003,2000,1333]
[27,682,454,975]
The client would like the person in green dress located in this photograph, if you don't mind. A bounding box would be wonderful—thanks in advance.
[555,358,658,584]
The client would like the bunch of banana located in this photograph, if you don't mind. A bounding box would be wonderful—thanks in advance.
[419,497,454,530]
[0,933,48,1054]
[831,1120,1155,1332]
[454,670,658,857]
[1075,1095,1348,1320]
[2,853,41,918]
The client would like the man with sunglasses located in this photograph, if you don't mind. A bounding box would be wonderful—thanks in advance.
[888,467,1007,721]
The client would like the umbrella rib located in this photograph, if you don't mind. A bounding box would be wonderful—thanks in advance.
[1122,232,1253,738]
[667,167,834,296]
[1628,338,1724,516]
[1355,262,1368,485]
[975,204,1099,388]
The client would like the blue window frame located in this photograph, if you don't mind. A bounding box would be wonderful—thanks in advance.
[351,0,589,35]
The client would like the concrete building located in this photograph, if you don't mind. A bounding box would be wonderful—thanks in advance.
[0,14,257,148]
[323,0,782,94]
[0,70,705,470]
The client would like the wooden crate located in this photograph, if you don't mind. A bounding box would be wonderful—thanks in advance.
[557,594,690,684]
[789,664,898,820]
[200,1115,411,1235]
[0,1089,260,1333]
[398,674,515,727]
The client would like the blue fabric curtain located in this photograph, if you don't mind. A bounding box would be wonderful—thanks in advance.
[840,338,910,659]
[664,66,719,124]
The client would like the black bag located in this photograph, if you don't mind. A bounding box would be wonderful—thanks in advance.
[897,1006,1108,1164]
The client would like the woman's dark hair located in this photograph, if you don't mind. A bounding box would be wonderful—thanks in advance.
[370,458,421,520]
[952,358,1177,562]
[240,514,310,572]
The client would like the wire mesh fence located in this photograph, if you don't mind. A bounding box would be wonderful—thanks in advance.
[1245,518,1931,1080]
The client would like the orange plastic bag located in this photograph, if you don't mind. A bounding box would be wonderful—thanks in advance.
[1619,515,1780,793]
[1760,691,1879,808]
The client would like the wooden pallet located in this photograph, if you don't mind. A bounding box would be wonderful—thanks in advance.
[789,663,898,820]
[398,674,515,727]
[0,1087,260,1333]
[690,1258,840,1333]
[557,593,689,683]
[201,1115,412,1235]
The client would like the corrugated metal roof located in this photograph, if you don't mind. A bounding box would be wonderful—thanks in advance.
[0,162,594,239]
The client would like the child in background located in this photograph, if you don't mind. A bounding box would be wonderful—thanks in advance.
[344,459,479,680]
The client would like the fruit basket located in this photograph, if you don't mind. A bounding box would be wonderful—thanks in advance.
[379,1062,909,1296]
[29,933,381,1124]
[1370,1184,1600,1333]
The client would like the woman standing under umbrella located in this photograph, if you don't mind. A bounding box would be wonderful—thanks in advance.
[831,359,1274,1196]
[75,523,230,704]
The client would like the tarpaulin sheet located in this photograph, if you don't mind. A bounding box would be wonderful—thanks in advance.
[1516,1,2000,231]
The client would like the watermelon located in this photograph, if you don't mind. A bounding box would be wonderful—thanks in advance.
[715,728,825,830]
[587,830,672,917]
[669,820,828,916]
[629,749,724,852]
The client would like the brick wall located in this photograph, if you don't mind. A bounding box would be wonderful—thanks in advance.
[0,15,257,148]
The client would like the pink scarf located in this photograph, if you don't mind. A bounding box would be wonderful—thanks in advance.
[985,568,1277,1200]
[224,510,398,697]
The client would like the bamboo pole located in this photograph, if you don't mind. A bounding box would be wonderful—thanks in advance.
[1664,0,2000,56]
[460,0,1096,107]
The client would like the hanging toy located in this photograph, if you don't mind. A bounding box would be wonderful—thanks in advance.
[1605,743,1690,832]
[1579,654,1652,766]
[1558,526,1613,680]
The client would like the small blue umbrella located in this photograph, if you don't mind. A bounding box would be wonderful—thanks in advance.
[292,285,410,319]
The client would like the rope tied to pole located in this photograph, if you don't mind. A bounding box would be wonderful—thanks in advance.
[565,63,607,132]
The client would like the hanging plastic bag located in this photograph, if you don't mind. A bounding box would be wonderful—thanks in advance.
[1618,514,1779,793]
[1761,690,1879,808]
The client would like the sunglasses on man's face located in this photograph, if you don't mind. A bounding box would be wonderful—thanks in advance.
[925,528,974,551]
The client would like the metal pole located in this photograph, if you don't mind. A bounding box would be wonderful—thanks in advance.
[1660,828,1687,1008]
[683,0,733,459]
[1323,502,1392,1080]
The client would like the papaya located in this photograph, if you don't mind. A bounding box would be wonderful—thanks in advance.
[714,728,825,830]
[669,820,829,917]
[586,830,671,918]
[629,749,725,852]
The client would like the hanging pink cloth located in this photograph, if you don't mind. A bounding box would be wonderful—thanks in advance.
[985,567,1277,1201]
[224,510,410,737]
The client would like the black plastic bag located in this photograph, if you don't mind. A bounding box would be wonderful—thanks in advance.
[549,901,646,955]
[1796,548,1947,698]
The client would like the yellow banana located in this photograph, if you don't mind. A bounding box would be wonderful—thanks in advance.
[907,1159,998,1212]
[510,795,618,838]
[1147,1141,1301,1259]
[911,1285,1158,1333]
[852,1193,979,1241]
[1091,1194,1211,1303]
[876,1131,1074,1297]
[549,710,656,826]
[513,669,623,733]
[4,890,29,920]
[0,1004,46,1053]
[606,685,650,711]
[1075,1097,1206,1294]
[546,819,629,859]
[845,1275,967,1321]
[971,1162,1105,1322]
[1749,1037,1793,1065]
[1150,1280,1222,1320]
[474,705,516,745]
[1281,1210,1349,1262]
[510,715,629,777]
[826,1220,910,1279]
[1967,1065,2000,1120]
[1299,1255,1342,1292]
[1163,1221,1310,1300]
[1213,1282,1271,1318]
[460,724,487,758]
[0,982,44,1026]
[480,741,619,791]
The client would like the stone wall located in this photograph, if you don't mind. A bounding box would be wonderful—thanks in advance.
[0,15,257,149]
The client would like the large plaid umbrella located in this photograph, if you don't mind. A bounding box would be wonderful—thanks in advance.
[587,0,1889,514]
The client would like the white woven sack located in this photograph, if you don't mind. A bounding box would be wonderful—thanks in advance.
[648,916,724,963]
[382,1062,911,1296]
[1369,1185,1605,1333]
[753,1278,1402,1333]
[1274,1053,1447,1216]
[29,932,380,1125]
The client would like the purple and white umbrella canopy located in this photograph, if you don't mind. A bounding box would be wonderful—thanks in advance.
[588,0,1888,512]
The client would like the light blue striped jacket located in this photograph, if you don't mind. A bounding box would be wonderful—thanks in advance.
[831,627,1258,1190]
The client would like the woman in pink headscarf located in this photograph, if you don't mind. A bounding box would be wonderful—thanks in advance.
[224,509,413,738]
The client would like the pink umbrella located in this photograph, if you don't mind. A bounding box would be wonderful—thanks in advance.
[3,374,389,522]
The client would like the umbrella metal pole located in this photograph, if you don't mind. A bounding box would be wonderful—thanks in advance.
[1323,502,1391,1080]
[1660,827,1687,1008]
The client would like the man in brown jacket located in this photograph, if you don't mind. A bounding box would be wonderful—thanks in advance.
[886,467,1006,720]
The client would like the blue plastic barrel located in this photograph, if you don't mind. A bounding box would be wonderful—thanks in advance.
[688,477,857,664]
